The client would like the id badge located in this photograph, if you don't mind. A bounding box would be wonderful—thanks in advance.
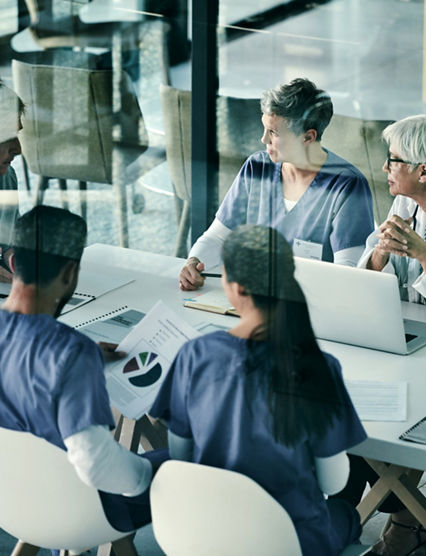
[293,238,323,260]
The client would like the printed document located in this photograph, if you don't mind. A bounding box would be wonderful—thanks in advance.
[61,268,133,314]
[0,265,132,312]
[106,300,199,419]
[79,309,145,343]
[345,379,407,421]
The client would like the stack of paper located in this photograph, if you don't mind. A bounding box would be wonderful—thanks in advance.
[344,380,407,421]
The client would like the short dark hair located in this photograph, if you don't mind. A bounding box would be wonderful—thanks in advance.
[12,206,87,286]
[260,78,333,140]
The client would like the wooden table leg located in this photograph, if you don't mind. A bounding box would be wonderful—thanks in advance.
[357,474,395,525]
[356,459,426,527]
[138,415,168,451]
[98,412,167,556]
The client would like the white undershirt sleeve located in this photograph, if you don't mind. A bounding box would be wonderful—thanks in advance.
[188,218,232,270]
[168,430,194,461]
[333,245,364,267]
[190,223,364,268]
[64,425,152,497]
[413,272,426,299]
[357,246,396,275]
[314,452,350,495]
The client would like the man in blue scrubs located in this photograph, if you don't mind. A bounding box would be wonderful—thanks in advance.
[0,206,163,545]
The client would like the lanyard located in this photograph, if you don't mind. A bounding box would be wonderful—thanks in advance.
[412,204,419,232]
[412,204,426,241]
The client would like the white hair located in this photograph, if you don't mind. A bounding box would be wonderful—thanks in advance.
[382,115,426,171]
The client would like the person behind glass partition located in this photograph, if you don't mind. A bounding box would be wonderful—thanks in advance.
[153,225,367,556]
[179,77,374,291]
[0,80,24,283]
[358,115,426,304]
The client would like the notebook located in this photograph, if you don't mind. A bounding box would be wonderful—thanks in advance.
[183,290,239,317]
[400,417,426,444]
[293,257,426,355]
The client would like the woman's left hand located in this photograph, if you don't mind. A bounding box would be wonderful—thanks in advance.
[377,214,426,270]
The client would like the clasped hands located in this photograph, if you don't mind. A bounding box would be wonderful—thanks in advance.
[375,214,426,270]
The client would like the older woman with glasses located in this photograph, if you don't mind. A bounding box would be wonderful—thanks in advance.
[336,116,426,556]
[358,115,426,304]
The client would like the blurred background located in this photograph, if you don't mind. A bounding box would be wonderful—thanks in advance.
[0,0,424,257]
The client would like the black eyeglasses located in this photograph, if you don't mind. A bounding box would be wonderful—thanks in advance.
[385,152,416,170]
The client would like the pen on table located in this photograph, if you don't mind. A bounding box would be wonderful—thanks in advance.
[200,272,222,278]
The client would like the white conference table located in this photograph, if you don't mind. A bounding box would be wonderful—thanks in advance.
[61,243,426,526]
[61,243,232,332]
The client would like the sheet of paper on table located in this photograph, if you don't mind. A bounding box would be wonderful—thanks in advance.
[344,379,407,421]
[106,300,200,420]
[61,269,134,315]
[77,308,145,343]
[1,268,133,312]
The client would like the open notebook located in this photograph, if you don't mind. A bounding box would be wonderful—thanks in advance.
[184,290,239,317]
[400,417,426,444]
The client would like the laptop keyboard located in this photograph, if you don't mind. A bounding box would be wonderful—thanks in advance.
[405,333,418,343]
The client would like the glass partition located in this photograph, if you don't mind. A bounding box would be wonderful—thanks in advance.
[0,0,424,259]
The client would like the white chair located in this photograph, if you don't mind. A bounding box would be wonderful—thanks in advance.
[0,427,137,555]
[150,460,370,556]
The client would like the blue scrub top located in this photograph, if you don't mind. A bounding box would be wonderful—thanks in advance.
[150,331,367,556]
[0,311,115,450]
[216,150,374,262]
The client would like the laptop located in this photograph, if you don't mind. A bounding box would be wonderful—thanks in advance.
[293,257,426,355]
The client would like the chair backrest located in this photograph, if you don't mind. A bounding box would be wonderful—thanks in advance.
[0,427,125,552]
[160,85,191,202]
[12,58,148,183]
[150,460,303,556]
[216,94,263,200]
[322,114,394,224]
[160,85,262,203]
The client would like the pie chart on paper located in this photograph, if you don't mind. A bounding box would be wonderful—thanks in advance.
[122,351,162,387]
